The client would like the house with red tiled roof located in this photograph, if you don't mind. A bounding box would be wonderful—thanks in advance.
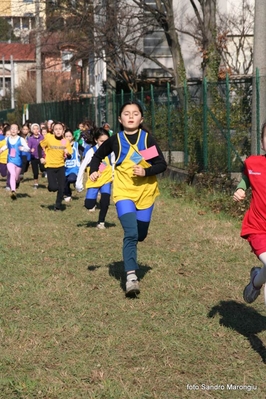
[0,43,36,96]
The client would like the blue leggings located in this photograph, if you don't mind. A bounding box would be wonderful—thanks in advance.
[116,199,154,272]
[85,183,111,223]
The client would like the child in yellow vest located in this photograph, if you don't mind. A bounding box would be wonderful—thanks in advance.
[89,101,167,296]
[76,127,114,229]
[40,122,73,211]
[0,126,11,190]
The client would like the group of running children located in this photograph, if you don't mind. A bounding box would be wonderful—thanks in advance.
[0,101,167,297]
[2,99,266,302]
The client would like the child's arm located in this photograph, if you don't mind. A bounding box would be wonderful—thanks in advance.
[63,140,73,158]
[140,135,167,176]
[76,148,94,191]
[233,174,250,202]
[18,137,30,152]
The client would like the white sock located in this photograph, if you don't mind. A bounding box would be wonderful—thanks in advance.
[254,253,266,287]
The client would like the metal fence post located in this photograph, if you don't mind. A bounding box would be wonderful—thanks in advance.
[203,77,208,171]
[256,67,260,155]
[150,84,155,135]
[97,95,101,126]
[105,92,108,124]
[112,90,116,131]
[167,83,172,160]
[141,86,144,107]
[184,80,188,166]
[226,74,231,172]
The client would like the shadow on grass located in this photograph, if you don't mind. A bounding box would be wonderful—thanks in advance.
[87,265,101,271]
[108,261,152,293]
[208,300,266,363]
[40,204,67,212]
[16,193,32,199]
[77,220,116,229]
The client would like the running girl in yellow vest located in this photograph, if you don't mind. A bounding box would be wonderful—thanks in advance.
[40,122,73,211]
[76,127,114,229]
[89,101,167,296]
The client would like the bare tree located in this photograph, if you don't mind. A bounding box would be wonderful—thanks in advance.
[177,0,219,81]
[42,0,187,91]
[217,0,254,77]
[129,0,186,88]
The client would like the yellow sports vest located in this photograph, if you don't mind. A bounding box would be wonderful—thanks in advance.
[113,130,159,209]
[0,139,8,164]
[86,155,113,188]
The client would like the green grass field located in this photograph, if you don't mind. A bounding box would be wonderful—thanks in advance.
[0,173,265,399]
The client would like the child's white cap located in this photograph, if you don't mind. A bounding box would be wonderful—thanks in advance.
[31,123,40,132]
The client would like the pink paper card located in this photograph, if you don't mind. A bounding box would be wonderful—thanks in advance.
[10,148,16,157]
[139,145,159,160]
[61,139,67,146]
[99,162,107,172]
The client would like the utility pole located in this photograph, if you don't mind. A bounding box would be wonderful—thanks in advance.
[35,0,42,103]
[2,56,5,97]
[251,0,266,154]
[10,55,15,108]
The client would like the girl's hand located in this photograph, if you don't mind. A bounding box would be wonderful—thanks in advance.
[76,185,83,193]
[233,188,246,202]
[133,165,145,176]
[31,148,34,153]
[40,157,46,164]
[90,171,100,182]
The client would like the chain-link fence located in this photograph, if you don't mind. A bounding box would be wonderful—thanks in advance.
[0,75,258,173]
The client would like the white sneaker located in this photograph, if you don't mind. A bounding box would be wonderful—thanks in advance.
[243,267,262,304]
[5,186,10,191]
[96,222,105,230]
[88,205,96,212]
[64,196,72,202]
[126,279,140,297]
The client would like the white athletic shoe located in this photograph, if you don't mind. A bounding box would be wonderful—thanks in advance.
[96,222,105,230]
[64,196,72,202]
[126,279,140,297]
[88,205,96,212]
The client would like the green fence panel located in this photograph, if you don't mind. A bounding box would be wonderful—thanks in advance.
[16,76,256,174]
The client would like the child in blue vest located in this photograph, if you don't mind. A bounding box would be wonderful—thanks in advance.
[89,101,167,296]
[0,123,30,199]
[64,128,81,202]
[76,127,114,229]
[19,123,31,180]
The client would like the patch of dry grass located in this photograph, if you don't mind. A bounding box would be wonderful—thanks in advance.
[0,174,265,398]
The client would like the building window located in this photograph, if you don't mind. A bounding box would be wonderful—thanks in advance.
[62,51,73,72]
[144,31,171,56]
[13,17,21,30]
